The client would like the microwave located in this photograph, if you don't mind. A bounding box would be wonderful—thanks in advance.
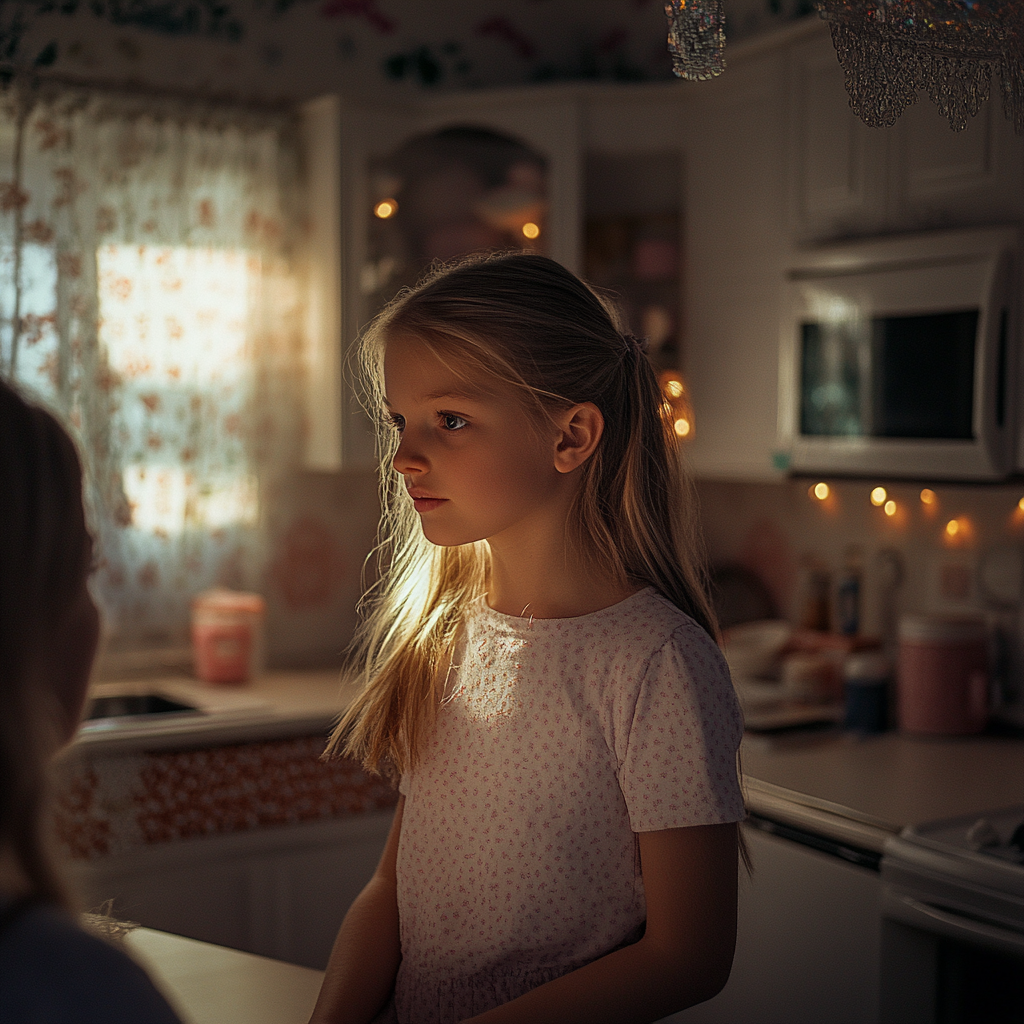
[778,226,1019,480]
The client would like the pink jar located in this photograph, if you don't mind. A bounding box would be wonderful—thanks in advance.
[897,615,988,735]
[191,589,266,684]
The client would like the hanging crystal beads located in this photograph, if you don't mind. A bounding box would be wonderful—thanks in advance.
[816,1,1024,133]
[665,0,727,80]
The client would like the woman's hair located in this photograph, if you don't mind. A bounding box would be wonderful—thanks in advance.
[0,378,91,908]
[328,251,718,777]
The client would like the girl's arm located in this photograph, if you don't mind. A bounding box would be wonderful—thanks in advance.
[309,796,405,1024]
[463,821,738,1024]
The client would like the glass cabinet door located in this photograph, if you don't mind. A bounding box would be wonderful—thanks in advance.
[363,126,549,318]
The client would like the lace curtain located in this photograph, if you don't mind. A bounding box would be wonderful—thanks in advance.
[0,84,307,654]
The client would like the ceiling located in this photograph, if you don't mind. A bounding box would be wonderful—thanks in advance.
[8,0,816,101]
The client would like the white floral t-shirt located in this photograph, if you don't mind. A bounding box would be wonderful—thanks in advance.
[395,587,744,1024]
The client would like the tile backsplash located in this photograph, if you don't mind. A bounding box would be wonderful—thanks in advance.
[264,469,380,669]
[260,469,1024,708]
[694,477,1024,706]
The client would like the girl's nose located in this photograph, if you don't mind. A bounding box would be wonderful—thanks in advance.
[392,435,426,476]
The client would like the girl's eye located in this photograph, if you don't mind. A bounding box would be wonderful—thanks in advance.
[440,413,467,431]
[387,413,406,433]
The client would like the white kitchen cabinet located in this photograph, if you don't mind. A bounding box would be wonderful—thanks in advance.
[786,31,889,242]
[331,88,584,469]
[788,24,1024,243]
[892,90,1024,232]
[681,44,793,482]
[70,809,395,971]
[325,20,1023,483]
[666,822,882,1024]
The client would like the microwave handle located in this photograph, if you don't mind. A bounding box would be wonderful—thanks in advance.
[883,891,1024,956]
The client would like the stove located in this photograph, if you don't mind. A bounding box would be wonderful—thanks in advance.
[880,807,1024,1024]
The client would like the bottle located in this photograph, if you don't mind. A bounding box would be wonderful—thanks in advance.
[836,545,863,636]
[843,651,891,733]
[800,557,831,632]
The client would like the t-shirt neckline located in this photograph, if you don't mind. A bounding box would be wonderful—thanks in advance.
[475,586,655,628]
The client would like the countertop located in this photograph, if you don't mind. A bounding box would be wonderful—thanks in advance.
[74,670,352,753]
[75,671,1024,853]
[126,927,324,1024]
[740,731,1024,852]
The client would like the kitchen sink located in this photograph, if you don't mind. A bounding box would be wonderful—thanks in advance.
[84,693,204,721]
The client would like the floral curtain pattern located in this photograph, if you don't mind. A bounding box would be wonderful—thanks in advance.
[0,84,306,651]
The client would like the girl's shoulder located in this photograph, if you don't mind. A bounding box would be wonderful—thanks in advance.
[465,587,723,674]
[618,590,731,689]
[570,586,720,662]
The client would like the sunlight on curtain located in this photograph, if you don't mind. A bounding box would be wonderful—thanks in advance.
[0,87,306,653]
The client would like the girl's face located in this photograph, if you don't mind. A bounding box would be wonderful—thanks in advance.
[383,334,573,550]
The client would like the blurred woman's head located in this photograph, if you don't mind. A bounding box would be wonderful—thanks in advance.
[0,378,99,904]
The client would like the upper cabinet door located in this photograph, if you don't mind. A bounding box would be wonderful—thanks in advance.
[787,31,888,242]
[403,92,582,274]
[892,88,1024,232]
[337,92,582,467]
[787,23,1024,243]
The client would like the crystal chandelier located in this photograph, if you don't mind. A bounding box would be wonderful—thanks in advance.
[815,1,1024,133]
[665,0,727,81]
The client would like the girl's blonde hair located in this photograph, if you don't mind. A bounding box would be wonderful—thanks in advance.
[328,252,719,778]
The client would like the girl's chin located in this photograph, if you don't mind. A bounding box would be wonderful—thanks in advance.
[420,524,488,548]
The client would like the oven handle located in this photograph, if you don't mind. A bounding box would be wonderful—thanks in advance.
[883,891,1024,956]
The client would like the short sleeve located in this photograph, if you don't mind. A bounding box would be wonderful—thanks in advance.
[399,773,411,797]
[616,623,745,832]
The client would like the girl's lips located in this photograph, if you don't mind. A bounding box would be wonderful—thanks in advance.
[412,497,447,513]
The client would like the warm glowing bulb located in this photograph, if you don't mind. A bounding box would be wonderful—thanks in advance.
[870,487,887,506]
[946,519,960,537]
[664,379,685,399]
[374,199,397,219]
[921,488,936,505]
[674,417,691,437]
[1019,496,1024,512]
[522,222,540,239]
[884,500,897,517]
[811,482,830,501]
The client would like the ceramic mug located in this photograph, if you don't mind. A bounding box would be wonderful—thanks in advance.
[898,615,988,735]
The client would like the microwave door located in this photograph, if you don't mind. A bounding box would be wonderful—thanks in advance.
[799,312,873,438]
[872,310,978,441]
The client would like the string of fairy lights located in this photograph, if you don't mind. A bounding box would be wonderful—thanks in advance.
[807,481,1024,542]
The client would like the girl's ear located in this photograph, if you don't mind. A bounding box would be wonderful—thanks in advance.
[554,402,604,474]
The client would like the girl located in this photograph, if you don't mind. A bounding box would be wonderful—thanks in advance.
[311,253,745,1024]
[0,379,182,1022]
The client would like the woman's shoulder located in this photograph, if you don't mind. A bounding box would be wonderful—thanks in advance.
[0,901,181,1023]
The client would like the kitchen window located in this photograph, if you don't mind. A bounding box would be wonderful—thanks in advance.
[0,85,307,657]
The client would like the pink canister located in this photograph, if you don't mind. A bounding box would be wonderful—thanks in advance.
[897,615,988,735]
[191,588,266,684]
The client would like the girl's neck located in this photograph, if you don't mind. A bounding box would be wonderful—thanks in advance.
[485,530,639,620]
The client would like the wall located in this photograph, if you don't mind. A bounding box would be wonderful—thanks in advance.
[4,3,812,669]
[20,7,1018,677]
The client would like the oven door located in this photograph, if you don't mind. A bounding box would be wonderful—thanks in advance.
[880,857,1024,1024]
